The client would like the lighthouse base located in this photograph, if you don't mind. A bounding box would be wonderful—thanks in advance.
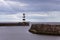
[18,22,29,26]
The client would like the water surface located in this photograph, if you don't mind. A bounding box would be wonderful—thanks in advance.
[0,26,60,40]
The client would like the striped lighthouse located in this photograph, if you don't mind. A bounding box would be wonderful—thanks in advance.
[23,13,25,22]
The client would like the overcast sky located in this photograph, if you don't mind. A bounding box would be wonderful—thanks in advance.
[0,0,60,22]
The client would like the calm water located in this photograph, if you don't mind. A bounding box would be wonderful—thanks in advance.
[0,26,60,40]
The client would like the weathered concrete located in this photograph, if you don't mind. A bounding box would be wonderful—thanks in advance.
[29,24,60,35]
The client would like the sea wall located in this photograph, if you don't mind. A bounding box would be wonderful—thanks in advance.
[0,22,29,26]
[29,24,60,35]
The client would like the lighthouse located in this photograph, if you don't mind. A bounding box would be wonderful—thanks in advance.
[18,13,29,26]
[23,13,25,22]
[22,13,29,26]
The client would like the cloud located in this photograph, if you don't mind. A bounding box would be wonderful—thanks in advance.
[0,14,20,22]
[0,11,60,22]
[4,0,60,12]
[0,0,60,22]
[0,0,60,12]
[0,0,28,12]
[23,11,60,22]
[6,1,28,7]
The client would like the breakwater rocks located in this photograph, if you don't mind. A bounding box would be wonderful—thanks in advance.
[29,24,60,35]
[0,22,29,26]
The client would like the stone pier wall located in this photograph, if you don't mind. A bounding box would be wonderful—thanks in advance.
[29,24,60,35]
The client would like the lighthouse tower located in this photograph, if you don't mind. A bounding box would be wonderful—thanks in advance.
[22,13,29,26]
[22,13,25,22]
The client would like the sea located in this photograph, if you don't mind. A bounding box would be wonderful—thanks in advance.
[0,22,60,40]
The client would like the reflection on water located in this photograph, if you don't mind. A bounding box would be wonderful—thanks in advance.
[0,26,60,40]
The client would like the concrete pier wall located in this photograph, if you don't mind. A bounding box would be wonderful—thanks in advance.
[29,24,60,35]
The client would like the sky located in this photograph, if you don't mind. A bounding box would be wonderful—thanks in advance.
[0,0,60,22]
